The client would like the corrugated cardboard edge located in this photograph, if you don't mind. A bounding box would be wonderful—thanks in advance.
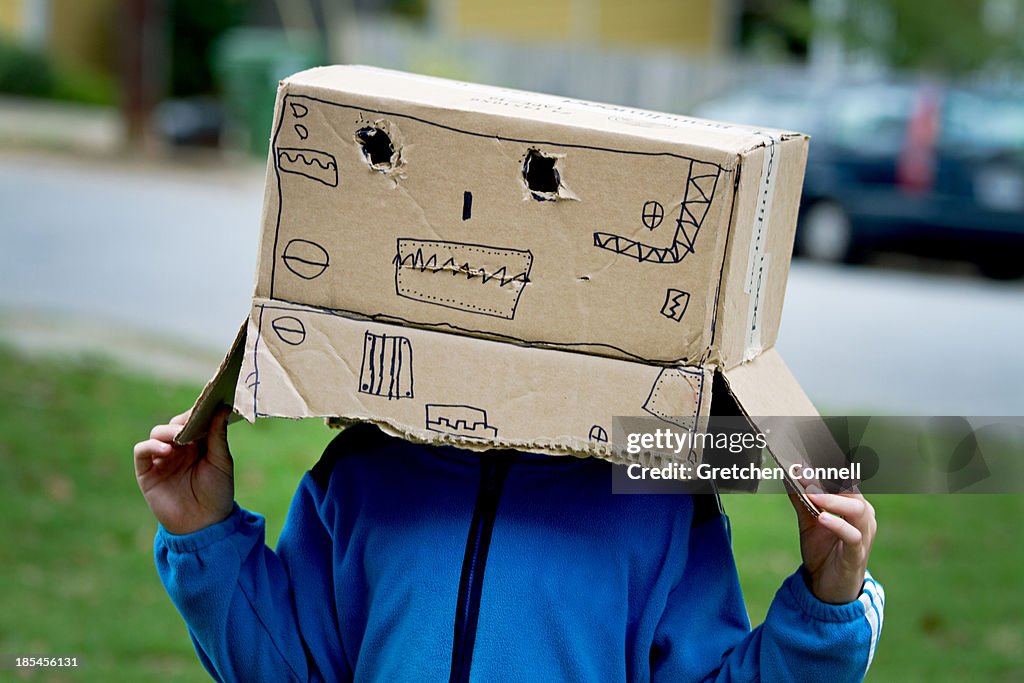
[174,320,248,445]
[720,348,821,515]
[333,415,619,461]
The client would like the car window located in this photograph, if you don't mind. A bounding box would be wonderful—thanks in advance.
[942,91,1024,155]
[691,90,820,134]
[827,87,914,155]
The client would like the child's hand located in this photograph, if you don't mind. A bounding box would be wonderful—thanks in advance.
[134,406,234,535]
[788,486,877,604]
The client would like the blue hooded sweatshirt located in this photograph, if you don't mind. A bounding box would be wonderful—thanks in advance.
[156,423,884,682]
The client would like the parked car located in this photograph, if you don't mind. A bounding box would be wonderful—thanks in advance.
[692,81,1024,278]
[153,97,226,148]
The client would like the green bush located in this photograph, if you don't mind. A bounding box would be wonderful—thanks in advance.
[0,37,56,98]
[0,34,116,105]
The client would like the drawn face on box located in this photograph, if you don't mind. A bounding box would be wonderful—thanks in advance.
[260,95,732,364]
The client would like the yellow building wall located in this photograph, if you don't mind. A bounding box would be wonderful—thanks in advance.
[0,0,23,36]
[451,0,725,53]
[455,0,575,43]
[597,0,721,52]
[48,0,117,72]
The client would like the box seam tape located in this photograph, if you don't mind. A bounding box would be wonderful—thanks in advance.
[743,133,781,361]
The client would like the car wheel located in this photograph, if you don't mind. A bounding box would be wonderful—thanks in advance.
[798,201,857,263]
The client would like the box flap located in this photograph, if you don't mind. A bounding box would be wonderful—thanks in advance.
[233,297,712,459]
[175,321,247,445]
[720,348,817,417]
[720,348,826,513]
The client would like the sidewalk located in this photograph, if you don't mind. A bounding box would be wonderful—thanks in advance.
[0,308,221,384]
[0,96,122,154]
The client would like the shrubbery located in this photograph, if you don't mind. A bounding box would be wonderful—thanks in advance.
[0,35,116,105]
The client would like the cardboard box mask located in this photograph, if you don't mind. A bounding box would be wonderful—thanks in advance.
[179,66,819,480]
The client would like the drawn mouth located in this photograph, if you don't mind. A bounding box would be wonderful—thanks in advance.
[593,161,720,264]
[592,225,697,263]
[277,147,338,187]
[393,239,533,320]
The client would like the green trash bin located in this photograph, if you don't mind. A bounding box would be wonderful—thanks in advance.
[213,28,326,157]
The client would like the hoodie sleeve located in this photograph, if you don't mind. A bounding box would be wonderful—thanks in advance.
[651,511,884,683]
[154,474,349,682]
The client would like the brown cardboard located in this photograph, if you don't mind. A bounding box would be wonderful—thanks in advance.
[177,322,247,444]
[178,65,815,464]
[221,298,709,458]
[719,349,825,512]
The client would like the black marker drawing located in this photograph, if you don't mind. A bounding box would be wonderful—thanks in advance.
[244,370,259,394]
[642,367,705,429]
[593,160,720,264]
[642,200,664,229]
[359,331,414,400]
[271,315,306,346]
[394,239,533,319]
[295,124,309,140]
[282,239,330,280]
[589,425,609,442]
[426,404,498,439]
[660,288,690,322]
[265,95,732,362]
[277,147,338,187]
[462,191,473,221]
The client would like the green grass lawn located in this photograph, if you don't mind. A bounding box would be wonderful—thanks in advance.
[0,346,1021,681]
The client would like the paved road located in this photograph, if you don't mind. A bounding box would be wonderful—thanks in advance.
[2,151,1022,415]
[1,152,261,352]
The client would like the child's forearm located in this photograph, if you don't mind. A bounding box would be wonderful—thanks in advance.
[652,509,883,682]
[155,504,317,681]
[715,568,884,682]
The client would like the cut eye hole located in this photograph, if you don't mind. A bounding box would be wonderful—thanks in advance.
[355,126,395,170]
[523,149,560,199]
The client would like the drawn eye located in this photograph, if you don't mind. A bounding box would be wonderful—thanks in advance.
[642,200,665,230]
[355,126,396,171]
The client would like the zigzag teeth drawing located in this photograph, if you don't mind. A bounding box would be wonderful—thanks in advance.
[593,160,720,265]
[394,239,533,319]
[391,251,530,288]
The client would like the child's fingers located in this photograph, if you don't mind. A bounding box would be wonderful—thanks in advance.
[150,423,184,443]
[169,410,192,426]
[809,492,876,566]
[806,492,870,523]
[816,509,864,547]
[134,438,172,476]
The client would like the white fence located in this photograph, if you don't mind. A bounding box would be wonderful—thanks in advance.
[334,16,810,114]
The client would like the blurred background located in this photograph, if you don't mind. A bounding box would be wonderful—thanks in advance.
[0,1,1021,681]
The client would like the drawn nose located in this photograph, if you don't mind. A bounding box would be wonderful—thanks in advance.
[462,190,473,221]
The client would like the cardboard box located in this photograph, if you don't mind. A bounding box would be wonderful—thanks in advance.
[179,66,818,472]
